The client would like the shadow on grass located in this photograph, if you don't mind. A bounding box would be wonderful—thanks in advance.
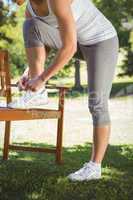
[0,142,133,200]
[110,81,133,97]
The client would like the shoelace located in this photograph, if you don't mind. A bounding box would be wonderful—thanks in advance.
[22,91,33,103]
[22,88,42,101]
[23,89,47,104]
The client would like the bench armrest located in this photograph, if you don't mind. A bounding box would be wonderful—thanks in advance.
[10,83,69,91]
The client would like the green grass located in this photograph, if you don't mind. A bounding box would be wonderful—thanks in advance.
[0,143,133,200]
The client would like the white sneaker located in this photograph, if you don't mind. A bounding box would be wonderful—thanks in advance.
[0,102,7,108]
[67,161,101,182]
[7,86,49,109]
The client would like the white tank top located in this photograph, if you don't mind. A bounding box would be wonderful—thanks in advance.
[27,0,117,49]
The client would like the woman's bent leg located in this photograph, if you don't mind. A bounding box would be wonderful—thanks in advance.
[25,47,46,79]
[7,18,50,108]
[23,18,47,79]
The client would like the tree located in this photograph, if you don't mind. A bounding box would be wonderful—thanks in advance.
[73,58,83,90]
[0,0,17,48]
[119,30,133,77]
[93,0,133,76]
[0,0,26,77]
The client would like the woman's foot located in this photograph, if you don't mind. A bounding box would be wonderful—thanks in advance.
[7,86,49,109]
[67,161,101,182]
[0,102,7,108]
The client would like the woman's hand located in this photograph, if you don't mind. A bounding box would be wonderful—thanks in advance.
[25,76,45,92]
[18,76,29,91]
[17,67,29,91]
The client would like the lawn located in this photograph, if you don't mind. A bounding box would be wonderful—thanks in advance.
[0,143,133,200]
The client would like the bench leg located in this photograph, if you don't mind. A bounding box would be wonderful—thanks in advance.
[56,89,65,164]
[3,121,11,160]
[56,117,64,164]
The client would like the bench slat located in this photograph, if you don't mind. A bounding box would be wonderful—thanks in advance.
[0,108,61,120]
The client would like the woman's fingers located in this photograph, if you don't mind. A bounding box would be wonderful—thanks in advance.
[16,67,30,91]
[24,76,44,92]
[24,80,33,91]
[18,76,29,91]
[18,80,25,91]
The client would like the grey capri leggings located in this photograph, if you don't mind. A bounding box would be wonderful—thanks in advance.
[23,18,119,126]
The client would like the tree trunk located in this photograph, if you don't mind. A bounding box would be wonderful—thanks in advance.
[74,59,83,90]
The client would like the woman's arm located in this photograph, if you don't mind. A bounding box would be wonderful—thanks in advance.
[40,0,77,82]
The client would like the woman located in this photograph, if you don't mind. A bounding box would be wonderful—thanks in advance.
[9,0,119,181]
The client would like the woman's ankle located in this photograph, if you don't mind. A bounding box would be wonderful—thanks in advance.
[89,160,101,168]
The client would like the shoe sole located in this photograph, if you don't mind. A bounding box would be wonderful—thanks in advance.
[67,175,101,182]
[7,100,49,109]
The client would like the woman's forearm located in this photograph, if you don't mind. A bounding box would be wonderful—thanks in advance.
[40,45,77,83]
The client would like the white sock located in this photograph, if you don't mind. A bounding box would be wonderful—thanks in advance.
[89,160,101,169]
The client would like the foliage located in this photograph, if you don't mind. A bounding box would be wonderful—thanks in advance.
[119,31,133,77]
[0,1,17,47]
[93,0,133,76]
[0,1,26,77]
[93,0,133,45]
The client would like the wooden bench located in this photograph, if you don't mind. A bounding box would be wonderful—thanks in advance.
[0,50,68,164]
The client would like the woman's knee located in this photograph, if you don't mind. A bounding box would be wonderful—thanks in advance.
[23,18,40,34]
[88,91,111,126]
[23,18,43,48]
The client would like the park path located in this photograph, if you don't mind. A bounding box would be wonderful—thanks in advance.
[0,95,133,147]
